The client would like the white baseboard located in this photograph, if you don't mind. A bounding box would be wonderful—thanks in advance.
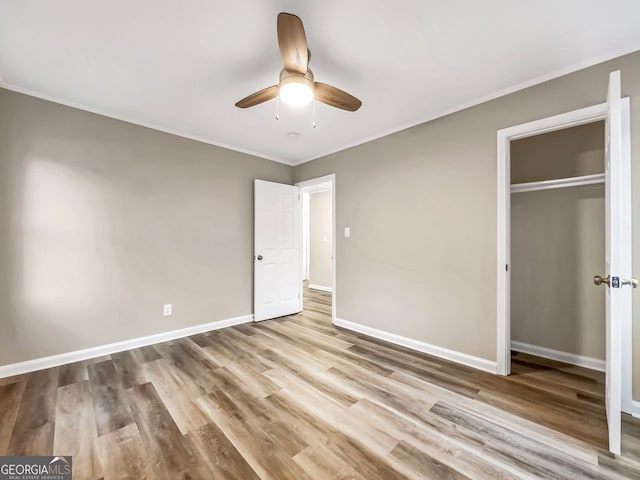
[511,341,605,372]
[334,317,497,374]
[0,314,253,379]
[308,284,333,293]
[633,401,640,419]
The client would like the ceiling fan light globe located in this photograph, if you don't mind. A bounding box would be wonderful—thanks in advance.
[279,80,314,107]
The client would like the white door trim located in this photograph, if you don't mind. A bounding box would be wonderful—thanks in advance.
[497,102,606,377]
[296,174,336,325]
[496,99,633,416]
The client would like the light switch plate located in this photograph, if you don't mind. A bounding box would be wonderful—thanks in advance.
[344,227,351,238]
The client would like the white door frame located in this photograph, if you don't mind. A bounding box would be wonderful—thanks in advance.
[296,174,336,324]
[302,191,310,280]
[496,100,632,412]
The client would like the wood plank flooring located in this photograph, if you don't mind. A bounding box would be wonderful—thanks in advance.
[0,286,639,479]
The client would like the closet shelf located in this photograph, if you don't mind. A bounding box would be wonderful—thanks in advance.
[511,173,605,193]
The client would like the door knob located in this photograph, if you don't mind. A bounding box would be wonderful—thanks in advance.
[256,255,263,261]
[594,275,610,287]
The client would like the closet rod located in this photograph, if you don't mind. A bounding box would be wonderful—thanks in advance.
[511,173,605,194]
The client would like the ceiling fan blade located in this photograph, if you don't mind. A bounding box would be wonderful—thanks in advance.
[277,13,308,75]
[314,82,362,112]
[235,85,279,108]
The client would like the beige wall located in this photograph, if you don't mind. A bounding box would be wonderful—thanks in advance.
[309,190,333,289]
[293,49,640,399]
[511,186,605,359]
[0,88,292,366]
[0,108,18,363]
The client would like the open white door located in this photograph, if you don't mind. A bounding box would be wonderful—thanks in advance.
[254,180,302,321]
[600,70,633,455]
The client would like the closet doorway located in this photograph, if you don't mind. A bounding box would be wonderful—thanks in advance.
[509,121,606,374]
[496,74,633,455]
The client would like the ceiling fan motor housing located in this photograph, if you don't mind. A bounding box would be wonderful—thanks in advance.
[279,68,314,91]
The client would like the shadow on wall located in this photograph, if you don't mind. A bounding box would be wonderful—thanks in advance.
[3,155,118,362]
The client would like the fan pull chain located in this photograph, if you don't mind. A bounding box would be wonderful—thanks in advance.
[312,99,317,128]
[275,93,280,120]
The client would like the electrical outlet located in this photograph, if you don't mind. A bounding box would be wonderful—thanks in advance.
[163,304,172,316]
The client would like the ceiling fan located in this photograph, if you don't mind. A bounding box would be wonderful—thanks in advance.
[235,12,362,112]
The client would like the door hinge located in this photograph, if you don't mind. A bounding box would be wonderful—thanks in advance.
[506,264,509,272]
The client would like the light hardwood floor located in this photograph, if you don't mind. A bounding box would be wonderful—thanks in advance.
[0,286,639,479]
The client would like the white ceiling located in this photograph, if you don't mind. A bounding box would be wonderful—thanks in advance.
[1,1,640,165]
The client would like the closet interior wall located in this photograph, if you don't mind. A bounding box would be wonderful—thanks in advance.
[510,121,606,362]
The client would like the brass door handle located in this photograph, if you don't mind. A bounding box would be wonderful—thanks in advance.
[594,275,610,287]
